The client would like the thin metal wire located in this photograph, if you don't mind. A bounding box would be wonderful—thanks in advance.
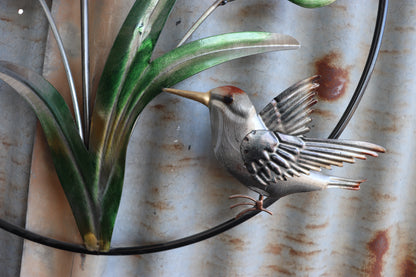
[81,0,90,144]
[328,0,388,139]
[176,0,227,47]
[37,0,84,140]
[0,0,388,255]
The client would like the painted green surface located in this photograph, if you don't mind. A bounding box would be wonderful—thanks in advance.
[288,0,336,8]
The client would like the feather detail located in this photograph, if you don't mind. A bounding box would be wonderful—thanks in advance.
[259,75,319,135]
[240,130,385,184]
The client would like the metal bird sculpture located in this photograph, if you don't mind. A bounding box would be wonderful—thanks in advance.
[163,76,385,217]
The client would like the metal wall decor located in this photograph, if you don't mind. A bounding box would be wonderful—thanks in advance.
[0,0,388,257]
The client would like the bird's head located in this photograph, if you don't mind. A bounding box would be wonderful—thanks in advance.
[162,86,255,119]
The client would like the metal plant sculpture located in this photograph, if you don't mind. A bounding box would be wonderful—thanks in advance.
[0,0,338,251]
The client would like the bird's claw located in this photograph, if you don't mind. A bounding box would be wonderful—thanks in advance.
[229,194,272,218]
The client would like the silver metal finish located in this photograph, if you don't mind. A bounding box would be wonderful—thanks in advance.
[81,0,90,143]
[37,0,84,140]
[0,0,414,276]
[164,77,384,210]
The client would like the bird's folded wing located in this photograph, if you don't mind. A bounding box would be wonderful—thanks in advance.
[259,75,319,136]
[240,130,385,186]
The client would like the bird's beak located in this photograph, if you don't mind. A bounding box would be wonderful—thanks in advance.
[162,88,210,107]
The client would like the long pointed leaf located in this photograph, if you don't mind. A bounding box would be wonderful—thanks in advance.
[0,61,98,249]
[288,0,336,8]
[113,32,299,145]
[90,0,176,154]
[89,1,177,219]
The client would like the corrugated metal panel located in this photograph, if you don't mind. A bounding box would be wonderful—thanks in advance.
[0,0,49,276]
[0,0,414,276]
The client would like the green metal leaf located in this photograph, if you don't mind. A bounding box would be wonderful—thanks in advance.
[90,0,176,155]
[0,61,99,250]
[106,32,300,182]
[288,0,336,8]
[122,32,299,127]
[88,0,177,249]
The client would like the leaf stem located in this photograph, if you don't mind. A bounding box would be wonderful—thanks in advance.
[176,0,230,47]
[37,0,84,140]
[81,0,90,144]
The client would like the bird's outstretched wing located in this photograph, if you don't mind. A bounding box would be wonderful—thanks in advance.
[259,75,319,136]
[240,130,385,186]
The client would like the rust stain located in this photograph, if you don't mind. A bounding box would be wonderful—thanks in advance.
[145,200,174,211]
[285,203,308,214]
[1,140,15,149]
[0,16,13,23]
[289,248,322,257]
[394,26,416,32]
[365,108,401,121]
[238,3,276,18]
[401,257,416,277]
[228,238,245,251]
[178,157,203,163]
[284,233,315,246]
[331,4,347,11]
[371,190,397,202]
[312,108,336,118]
[159,164,180,172]
[170,98,181,104]
[161,142,185,152]
[0,135,17,149]
[158,156,203,172]
[379,49,411,55]
[314,52,350,101]
[266,265,292,275]
[161,111,177,121]
[306,220,329,230]
[365,230,390,277]
[364,119,399,133]
[11,156,24,166]
[151,104,166,110]
[265,243,282,255]
[348,196,361,201]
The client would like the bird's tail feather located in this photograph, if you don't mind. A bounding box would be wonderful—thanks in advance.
[327,177,365,190]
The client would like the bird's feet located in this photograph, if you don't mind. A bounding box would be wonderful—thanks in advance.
[229,194,272,218]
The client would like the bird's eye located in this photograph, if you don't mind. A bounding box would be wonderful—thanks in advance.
[223,95,233,105]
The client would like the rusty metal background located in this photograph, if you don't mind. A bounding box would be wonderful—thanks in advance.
[0,0,415,276]
[0,0,49,276]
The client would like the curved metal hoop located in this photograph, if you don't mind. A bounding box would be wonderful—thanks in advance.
[0,0,388,255]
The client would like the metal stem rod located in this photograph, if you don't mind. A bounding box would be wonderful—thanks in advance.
[81,0,90,144]
[37,0,84,140]
[328,0,388,139]
[176,0,226,47]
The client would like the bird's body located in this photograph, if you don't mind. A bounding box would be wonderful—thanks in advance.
[163,76,385,214]
[208,86,267,194]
